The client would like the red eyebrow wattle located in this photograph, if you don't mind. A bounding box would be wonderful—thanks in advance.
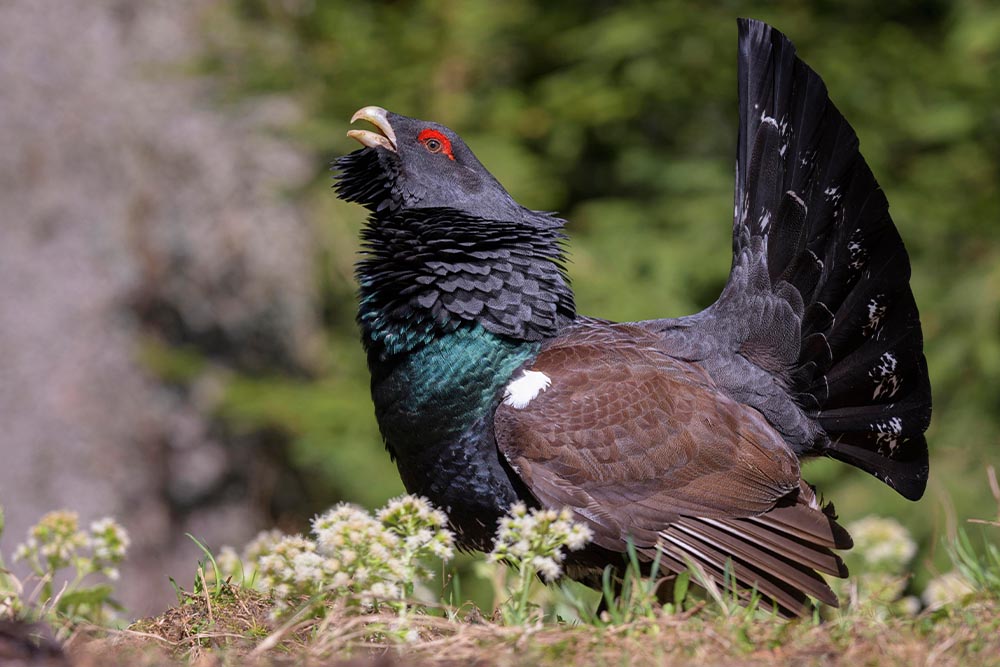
[418,129,455,160]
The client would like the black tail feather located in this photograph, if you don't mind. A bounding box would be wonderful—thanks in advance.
[642,20,930,500]
[734,19,931,499]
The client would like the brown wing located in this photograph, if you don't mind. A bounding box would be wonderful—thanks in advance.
[494,323,850,615]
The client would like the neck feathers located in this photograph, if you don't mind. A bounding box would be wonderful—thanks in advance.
[356,207,575,360]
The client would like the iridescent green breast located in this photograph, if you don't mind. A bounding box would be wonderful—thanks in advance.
[366,325,540,546]
[370,325,538,459]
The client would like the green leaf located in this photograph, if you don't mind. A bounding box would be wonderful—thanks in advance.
[673,570,690,610]
[186,533,223,599]
[57,584,114,612]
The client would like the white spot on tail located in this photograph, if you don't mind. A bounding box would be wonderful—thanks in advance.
[503,370,551,409]
[870,351,902,399]
[825,186,844,208]
[848,228,867,270]
[863,295,887,338]
[873,416,904,452]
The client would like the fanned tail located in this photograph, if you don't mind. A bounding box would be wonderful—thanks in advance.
[727,19,931,499]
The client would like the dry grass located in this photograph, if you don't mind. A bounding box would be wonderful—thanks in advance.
[49,588,1000,667]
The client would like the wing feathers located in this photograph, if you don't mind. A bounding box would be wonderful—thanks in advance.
[495,322,850,616]
[652,489,848,615]
[671,518,839,607]
[747,504,853,551]
[702,517,846,577]
[660,522,824,614]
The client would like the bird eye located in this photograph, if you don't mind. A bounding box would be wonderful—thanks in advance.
[417,129,455,160]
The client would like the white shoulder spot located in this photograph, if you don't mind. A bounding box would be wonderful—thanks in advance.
[502,370,551,409]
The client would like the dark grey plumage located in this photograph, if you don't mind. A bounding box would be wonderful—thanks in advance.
[354,208,574,361]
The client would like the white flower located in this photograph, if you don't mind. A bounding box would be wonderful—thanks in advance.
[369,541,391,561]
[88,517,130,563]
[236,495,457,618]
[12,542,32,562]
[405,529,433,549]
[490,504,593,580]
[923,571,975,609]
[292,551,325,584]
[897,595,921,615]
[565,524,593,551]
[532,556,562,581]
[429,536,454,559]
[258,553,283,574]
[847,516,917,573]
[243,529,285,563]
[366,581,399,600]
[215,545,241,579]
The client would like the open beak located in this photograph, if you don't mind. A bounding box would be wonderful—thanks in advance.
[347,106,397,152]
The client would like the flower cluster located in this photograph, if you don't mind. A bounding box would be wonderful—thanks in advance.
[489,503,592,582]
[255,534,323,612]
[88,517,131,580]
[1,508,129,623]
[231,495,455,617]
[13,511,87,573]
[13,511,130,582]
[488,503,593,625]
[377,495,454,563]
[843,515,918,615]
[923,571,975,610]
[848,516,918,573]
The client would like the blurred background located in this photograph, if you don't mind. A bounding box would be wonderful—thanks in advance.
[1,0,997,617]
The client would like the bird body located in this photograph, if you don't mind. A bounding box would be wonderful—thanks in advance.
[336,19,931,615]
[351,204,571,547]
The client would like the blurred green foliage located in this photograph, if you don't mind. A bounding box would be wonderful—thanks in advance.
[186,0,998,581]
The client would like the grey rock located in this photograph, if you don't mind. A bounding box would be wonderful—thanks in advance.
[0,0,318,616]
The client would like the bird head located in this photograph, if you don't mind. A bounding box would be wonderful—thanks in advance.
[336,106,547,224]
